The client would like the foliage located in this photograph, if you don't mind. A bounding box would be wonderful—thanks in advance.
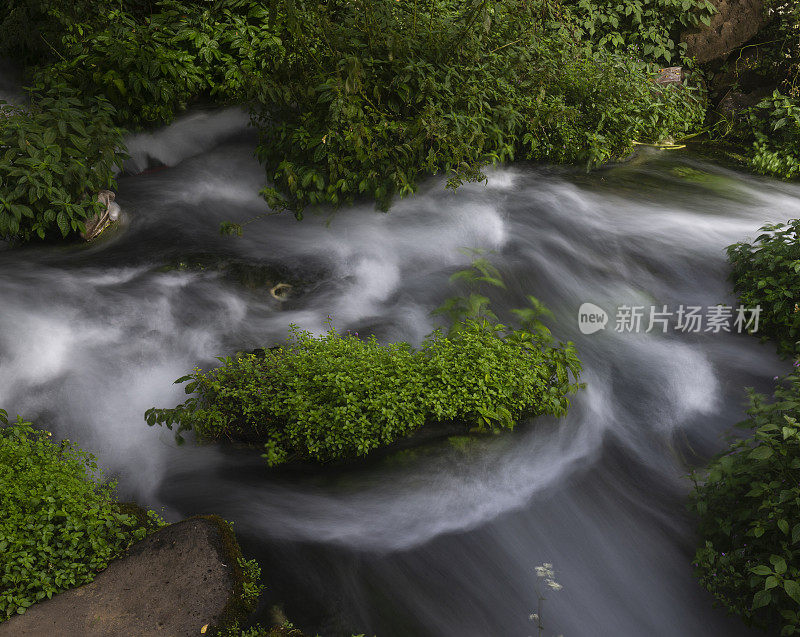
[251,0,706,216]
[0,410,147,621]
[215,622,308,637]
[763,0,800,97]
[744,0,800,180]
[146,317,580,465]
[146,260,581,465]
[3,0,712,240]
[0,1,241,66]
[5,0,709,236]
[748,91,800,180]
[710,0,800,180]
[1,0,281,244]
[727,219,800,356]
[237,556,264,610]
[560,0,716,64]
[689,376,800,634]
[0,87,125,241]
[0,0,112,65]
[32,0,283,128]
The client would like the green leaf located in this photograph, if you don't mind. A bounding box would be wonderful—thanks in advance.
[785,580,800,605]
[56,212,69,237]
[753,589,772,609]
[749,446,774,460]
[766,575,780,590]
[771,555,788,575]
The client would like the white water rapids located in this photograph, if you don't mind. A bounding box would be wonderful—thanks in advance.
[2,101,799,635]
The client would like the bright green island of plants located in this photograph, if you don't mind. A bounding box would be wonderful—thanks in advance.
[146,263,582,465]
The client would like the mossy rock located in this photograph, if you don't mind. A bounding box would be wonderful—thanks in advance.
[0,501,310,637]
[0,515,250,636]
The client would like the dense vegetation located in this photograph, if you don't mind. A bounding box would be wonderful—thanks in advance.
[0,0,283,241]
[713,0,800,178]
[0,87,124,241]
[25,1,283,128]
[0,410,156,620]
[749,90,800,180]
[146,260,581,465]
[690,377,800,635]
[146,313,581,466]
[0,409,275,630]
[251,0,706,216]
[727,220,800,356]
[561,0,715,63]
[1,0,799,240]
[1,0,710,238]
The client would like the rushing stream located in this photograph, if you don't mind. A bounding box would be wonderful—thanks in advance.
[3,97,800,635]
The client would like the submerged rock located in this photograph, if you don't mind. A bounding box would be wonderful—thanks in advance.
[159,254,301,301]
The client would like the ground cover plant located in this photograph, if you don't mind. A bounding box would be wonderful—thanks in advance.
[0,410,153,620]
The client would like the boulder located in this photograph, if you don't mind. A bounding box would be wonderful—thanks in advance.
[0,517,238,637]
[682,0,765,63]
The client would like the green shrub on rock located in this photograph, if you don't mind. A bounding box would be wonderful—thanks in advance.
[727,220,800,356]
[0,411,147,621]
[689,377,800,635]
[146,311,581,466]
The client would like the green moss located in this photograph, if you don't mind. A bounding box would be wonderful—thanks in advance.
[196,514,264,635]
